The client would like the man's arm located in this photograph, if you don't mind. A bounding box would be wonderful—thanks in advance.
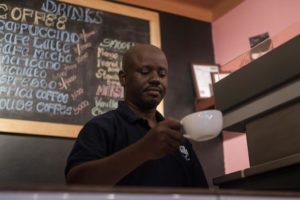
[66,119,183,185]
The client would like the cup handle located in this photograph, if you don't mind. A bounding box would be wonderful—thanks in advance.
[183,134,191,139]
[180,120,189,139]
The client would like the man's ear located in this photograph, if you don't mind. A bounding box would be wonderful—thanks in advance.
[119,70,126,86]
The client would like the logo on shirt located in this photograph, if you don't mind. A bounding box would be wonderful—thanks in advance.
[179,145,190,161]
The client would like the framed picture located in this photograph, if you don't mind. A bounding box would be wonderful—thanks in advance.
[191,64,219,98]
[211,72,230,84]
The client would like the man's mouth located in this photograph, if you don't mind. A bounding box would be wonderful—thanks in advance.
[144,87,161,96]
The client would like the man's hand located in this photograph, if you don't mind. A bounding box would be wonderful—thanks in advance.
[137,118,184,160]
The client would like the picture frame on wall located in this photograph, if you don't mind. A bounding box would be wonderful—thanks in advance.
[191,63,219,99]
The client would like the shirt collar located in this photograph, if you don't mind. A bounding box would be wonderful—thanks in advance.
[117,101,164,123]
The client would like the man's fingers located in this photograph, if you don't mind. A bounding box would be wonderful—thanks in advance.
[166,129,184,144]
[167,137,183,151]
[159,118,182,131]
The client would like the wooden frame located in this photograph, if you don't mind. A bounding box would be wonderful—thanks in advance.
[62,0,161,47]
[191,64,219,99]
[0,0,161,138]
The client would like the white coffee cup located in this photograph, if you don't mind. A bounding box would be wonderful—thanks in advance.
[181,110,223,142]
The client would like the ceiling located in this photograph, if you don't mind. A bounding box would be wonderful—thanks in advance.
[116,0,244,22]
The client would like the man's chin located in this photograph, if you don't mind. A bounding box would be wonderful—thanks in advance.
[143,98,162,110]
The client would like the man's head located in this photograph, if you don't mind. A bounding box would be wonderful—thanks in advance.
[119,44,168,111]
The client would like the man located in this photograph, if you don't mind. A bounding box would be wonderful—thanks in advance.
[65,44,208,187]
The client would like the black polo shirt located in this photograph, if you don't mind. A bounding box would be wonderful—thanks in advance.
[65,101,208,187]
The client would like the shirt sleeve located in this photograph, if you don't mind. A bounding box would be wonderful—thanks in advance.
[64,120,109,176]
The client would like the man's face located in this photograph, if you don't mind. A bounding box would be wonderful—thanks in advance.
[121,46,168,110]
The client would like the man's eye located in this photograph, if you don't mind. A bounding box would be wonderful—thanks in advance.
[158,70,167,77]
[140,68,150,74]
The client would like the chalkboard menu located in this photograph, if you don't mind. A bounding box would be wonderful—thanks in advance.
[0,0,160,137]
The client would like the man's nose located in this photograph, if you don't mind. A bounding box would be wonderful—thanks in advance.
[149,72,160,82]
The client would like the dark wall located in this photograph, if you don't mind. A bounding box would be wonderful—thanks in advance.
[160,13,223,187]
[0,133,74,186]
[0,5,224,187]
[160,13,214,118]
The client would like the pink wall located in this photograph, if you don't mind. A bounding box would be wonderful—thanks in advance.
[213,0,300,66]
[212,0,300,174]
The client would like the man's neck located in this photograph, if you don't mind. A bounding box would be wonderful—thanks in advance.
[125,101,157,127]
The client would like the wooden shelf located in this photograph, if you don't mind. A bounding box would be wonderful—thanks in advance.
[195,97,215,111]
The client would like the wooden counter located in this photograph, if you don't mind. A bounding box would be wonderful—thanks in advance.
[214,153,300,190]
